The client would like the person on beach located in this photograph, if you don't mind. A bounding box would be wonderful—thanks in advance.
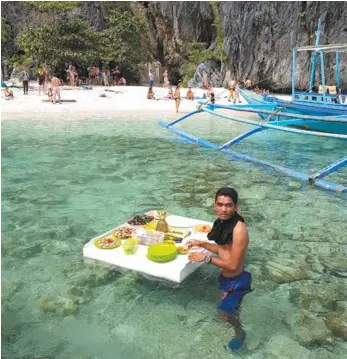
[67,65,75,87]
[210,91,215,104]
[162,70,169,87]
[188,187,252,351]
[88,66,95,85]
[38,68,45,95]
[45,81,53,103]
[4,86,14,100]
[166,88,174,100]
[104,69,110,86]
[203,73,210,90]
[173,84,181,113]
[22,70,29,95]
[51,74,62,104]
[114,66,121,85]
[207,86,214,101]
[119,77,126,86]
[186,87,194,100]
[149,70,154,87]
[228,79,236,102]
[98,70,103,86]
[232,81,241,104]
[147,86,155,100]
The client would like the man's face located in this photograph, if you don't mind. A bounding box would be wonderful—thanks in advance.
[214,195,236,220]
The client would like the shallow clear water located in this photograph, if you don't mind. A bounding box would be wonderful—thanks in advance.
[2,113,347,359]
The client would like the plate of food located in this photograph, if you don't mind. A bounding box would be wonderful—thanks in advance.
[127,214,154,226]
[94,237,121,249]
[193,224,212,233]
[112,227,135,239]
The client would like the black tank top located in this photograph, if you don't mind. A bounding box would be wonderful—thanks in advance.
[207,212,244,245]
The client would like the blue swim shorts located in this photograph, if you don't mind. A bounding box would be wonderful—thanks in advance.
[218,271,252,315]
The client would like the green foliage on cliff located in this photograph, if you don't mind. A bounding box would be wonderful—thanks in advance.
[99,3,151,79]
[182,42,215,86]
[25,1,79,12]
[210,1,227,65]
[11,1,150,81]
[17,19,99,68]
[1,16,11,44]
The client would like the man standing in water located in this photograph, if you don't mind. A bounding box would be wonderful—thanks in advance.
[188,187,252,351]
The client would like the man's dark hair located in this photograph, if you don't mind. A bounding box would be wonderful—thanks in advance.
[215,187,238,204]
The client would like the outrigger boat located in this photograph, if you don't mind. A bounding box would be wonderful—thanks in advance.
[235,19,347,135]
[158,19,347,193]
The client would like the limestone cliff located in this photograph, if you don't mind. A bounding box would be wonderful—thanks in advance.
[2,1,346,90]
[138,1,347,91]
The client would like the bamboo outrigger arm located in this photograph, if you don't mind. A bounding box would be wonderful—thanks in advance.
[158,107,347,193]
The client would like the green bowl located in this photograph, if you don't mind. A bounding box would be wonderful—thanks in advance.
[148,243,177,257]
[147,243,178,263]
[147,252,177,263]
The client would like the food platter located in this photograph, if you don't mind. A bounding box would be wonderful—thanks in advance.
[127,214,154,225]
[94,237,121,249]
[112,227,135,239]
[83,210,214,282]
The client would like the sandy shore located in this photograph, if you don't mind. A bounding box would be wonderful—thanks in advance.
[1,82,291,121]
[1,84,229,119]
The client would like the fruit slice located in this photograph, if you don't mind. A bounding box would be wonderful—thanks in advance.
[143,221,157,230]
[193,224,212,233]
[177,246,188,254]
[163,240,176,245]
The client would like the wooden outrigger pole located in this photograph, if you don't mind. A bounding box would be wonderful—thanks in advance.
[158,103,347,193]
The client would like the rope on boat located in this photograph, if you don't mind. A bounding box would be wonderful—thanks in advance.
[260,101,292,125]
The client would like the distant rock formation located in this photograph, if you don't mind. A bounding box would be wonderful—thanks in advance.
[2,1,346,90]
[188,59,222,88]
[138,1,347,91]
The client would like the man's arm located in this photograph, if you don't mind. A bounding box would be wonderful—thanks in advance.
[188,240,219,254]
[210,223,248,272]
[200,241,219,254]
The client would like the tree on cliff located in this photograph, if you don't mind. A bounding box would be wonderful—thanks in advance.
[98,2,151,80]
[13,1,150,81]
[17,19,99,69]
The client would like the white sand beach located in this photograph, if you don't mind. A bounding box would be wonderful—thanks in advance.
[1,83,237,120]
[1,83,293,122]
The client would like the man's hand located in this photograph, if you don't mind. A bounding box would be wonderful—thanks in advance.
[188,252,205,262]
[187,240,204,249]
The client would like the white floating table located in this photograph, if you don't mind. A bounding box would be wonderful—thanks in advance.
[82,212,213,283]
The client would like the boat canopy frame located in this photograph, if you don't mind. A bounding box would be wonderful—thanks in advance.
[158,104,347,193]
[293,19,347,100]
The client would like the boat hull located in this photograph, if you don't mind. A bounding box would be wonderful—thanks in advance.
[240,89,347,135]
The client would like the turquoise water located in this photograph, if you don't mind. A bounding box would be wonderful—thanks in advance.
[2,113,347,359]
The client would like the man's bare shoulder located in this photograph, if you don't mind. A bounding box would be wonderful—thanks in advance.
[234,220,248,232]
[233,221,249,242]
